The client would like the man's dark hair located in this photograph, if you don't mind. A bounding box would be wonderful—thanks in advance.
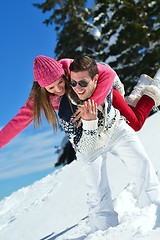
[69,56,98,79]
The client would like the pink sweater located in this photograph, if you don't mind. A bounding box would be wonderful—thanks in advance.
[0,59,116,148]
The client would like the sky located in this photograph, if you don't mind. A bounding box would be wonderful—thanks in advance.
[0,112,160,239]
[0,0,66,200]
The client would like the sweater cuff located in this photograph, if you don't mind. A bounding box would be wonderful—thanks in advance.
[82,119,98,130]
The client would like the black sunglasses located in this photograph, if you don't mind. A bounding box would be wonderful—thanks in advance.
[70,79,91,88]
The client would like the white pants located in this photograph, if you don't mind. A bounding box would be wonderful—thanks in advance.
[77,120,160,231]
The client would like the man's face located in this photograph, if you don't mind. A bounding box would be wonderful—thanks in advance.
[70,70,97,101]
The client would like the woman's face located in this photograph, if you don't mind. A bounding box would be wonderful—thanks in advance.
[45,78,66,96]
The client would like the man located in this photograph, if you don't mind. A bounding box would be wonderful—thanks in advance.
[58,56,160,238]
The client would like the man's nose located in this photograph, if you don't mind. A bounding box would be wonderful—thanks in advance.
[74,83,82,90]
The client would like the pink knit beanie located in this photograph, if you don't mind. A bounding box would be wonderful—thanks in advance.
[33,55,65,87]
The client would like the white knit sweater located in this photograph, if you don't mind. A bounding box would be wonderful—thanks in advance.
[59,91,121,156]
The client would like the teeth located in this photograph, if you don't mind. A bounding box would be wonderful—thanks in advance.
[78,91,84,94]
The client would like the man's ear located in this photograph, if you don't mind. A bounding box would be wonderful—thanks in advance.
[93,74,98,83]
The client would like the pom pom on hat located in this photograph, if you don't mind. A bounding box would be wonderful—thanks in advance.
[33,55,65,87]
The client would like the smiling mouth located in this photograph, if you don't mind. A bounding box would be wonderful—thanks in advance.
[56,89,65,95]
[77,90,85,94]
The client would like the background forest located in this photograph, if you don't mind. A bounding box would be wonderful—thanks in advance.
[33,0,160,165]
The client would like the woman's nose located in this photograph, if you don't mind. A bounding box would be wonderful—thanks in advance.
[54,85,61,91]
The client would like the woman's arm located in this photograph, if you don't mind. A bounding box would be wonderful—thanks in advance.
[58,58,73,76]
[89,63,116,106]
[0,98,34,148]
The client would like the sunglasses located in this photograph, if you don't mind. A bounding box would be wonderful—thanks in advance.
[70,79,91,88]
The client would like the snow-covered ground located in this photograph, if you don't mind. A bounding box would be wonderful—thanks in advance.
[0,112,160,240]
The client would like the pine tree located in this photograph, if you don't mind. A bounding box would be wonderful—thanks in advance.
[33,0,100,59]
[92,0,160,92]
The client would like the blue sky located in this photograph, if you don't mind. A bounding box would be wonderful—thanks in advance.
[0,0,67,200]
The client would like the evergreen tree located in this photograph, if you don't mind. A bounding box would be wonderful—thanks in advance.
[92,0,160,92]
[55,140,76,167]
[33,0,100,59]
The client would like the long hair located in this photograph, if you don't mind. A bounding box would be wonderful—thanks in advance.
[30,82,58,131]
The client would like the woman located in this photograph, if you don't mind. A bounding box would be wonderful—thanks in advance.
[0,55,159,149]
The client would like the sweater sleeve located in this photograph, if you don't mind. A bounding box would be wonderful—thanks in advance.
[58,58,73,76]
[76,119,99,155]
[89,63,116,106]
[0,98,34,149]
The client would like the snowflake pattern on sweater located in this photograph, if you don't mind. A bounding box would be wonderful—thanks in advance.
[58,91,120,155]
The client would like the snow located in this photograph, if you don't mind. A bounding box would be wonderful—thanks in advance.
[0,112,160,240]
[87,27,101,40]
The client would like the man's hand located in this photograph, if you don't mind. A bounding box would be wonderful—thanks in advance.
[81,99,97,121]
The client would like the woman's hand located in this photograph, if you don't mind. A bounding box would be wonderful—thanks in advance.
[72,100,97,127]
[72,105,84,124]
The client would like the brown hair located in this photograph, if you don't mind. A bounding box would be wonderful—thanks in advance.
[69,56,98,79]
[30,82,59,130]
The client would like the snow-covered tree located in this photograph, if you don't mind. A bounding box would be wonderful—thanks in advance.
[92,0,160,92]
[33,0,99,59]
